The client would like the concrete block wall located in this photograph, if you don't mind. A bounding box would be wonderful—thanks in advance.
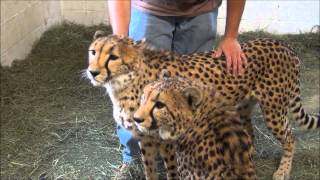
[1,1,62,66]
[60,1,108,26]
[1,0,108,67]
[1,0,319,67]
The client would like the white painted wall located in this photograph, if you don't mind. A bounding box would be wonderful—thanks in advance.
[217,1,320,34]
[1,0,319,66]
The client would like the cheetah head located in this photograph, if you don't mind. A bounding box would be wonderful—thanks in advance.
[86,31,145,87]
[133,76,208,140]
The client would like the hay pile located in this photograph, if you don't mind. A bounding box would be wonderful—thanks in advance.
[0,22,319,179]
[1,23,121,179]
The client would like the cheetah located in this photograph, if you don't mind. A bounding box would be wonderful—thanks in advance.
[86,31,319,180]
[133,76,256,180]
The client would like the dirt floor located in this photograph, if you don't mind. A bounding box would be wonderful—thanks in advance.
[1,22,319,180]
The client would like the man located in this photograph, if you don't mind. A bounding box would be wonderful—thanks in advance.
[107,0,246,176]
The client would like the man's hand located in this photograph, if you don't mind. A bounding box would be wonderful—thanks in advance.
[213,37,247,75]
[214,0,246,75]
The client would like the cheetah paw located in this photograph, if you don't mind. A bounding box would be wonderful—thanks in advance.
[273,170,290,180]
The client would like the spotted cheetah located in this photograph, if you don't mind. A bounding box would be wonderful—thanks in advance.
[86,32,319,180]
[133,76,256,180]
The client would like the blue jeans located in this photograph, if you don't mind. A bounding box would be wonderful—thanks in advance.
[117,7,218,163]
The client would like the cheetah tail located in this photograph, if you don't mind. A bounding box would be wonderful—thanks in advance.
[289,95,320,129]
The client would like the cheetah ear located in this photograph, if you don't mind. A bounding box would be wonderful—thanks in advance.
[134,38,147,46]
[183,87,202,110]
[93,30,107,40]
[118,42,139,63]
[136,38,157,51]
[159,69,171,80]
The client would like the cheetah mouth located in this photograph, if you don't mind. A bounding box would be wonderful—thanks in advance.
[90,78,107,87]
[85,70,106,86]
[90,79,104,86]
[136,124,178,140]
[135,123,150,133]
[135,123,158,136]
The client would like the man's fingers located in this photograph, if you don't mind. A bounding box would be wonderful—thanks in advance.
[237,54,243,75]
[226,54,232,72]
[214,39,246,75]
[213,48,222,58]
[232,55,238,75]
[241,52,247,68]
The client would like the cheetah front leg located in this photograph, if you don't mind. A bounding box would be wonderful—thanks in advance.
[237,98,257,140]
[139,138,160,180]
[159,141,178,180]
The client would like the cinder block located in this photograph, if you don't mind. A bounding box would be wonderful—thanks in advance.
[1,23,6,54]
[6,40,31,65]
[2,16,23,52]
[86,0,107,11]
[62,10,87,24]
[43,0,62,28]
[2,1,30,22]
[19,2,45,37]
[0,51,9,67]
[22,25,45,50]
[1,1,5,24]
[86,11,107,25]
[61,0,86,11]
[6,26,44,66]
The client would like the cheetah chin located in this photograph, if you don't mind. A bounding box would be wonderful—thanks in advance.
[135,123,159,136]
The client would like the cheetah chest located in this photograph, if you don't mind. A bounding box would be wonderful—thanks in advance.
[105,83,136,130]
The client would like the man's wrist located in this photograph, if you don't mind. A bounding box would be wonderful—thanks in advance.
[223,31,238,40]
[223,35,237,41]
[112,27,129,36]
[113,31,129,36]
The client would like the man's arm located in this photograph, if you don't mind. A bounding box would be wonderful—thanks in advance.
[214,0,246,75]
[108,0,131,36]
[224,0,245,39]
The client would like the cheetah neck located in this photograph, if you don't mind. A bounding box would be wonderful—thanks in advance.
[104,62,157,104]
[177,92,223,140]
[104,72,137,105]
[180,103,238,142]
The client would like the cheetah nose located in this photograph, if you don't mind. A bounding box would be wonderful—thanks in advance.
[89,70,100,78]
[133,117,144,123]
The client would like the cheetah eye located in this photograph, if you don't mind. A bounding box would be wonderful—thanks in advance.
[155,101,165,109]
[89,50,96,56]
[108,54,119,61]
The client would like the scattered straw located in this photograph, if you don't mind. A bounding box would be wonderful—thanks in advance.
[1,22,319,179]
